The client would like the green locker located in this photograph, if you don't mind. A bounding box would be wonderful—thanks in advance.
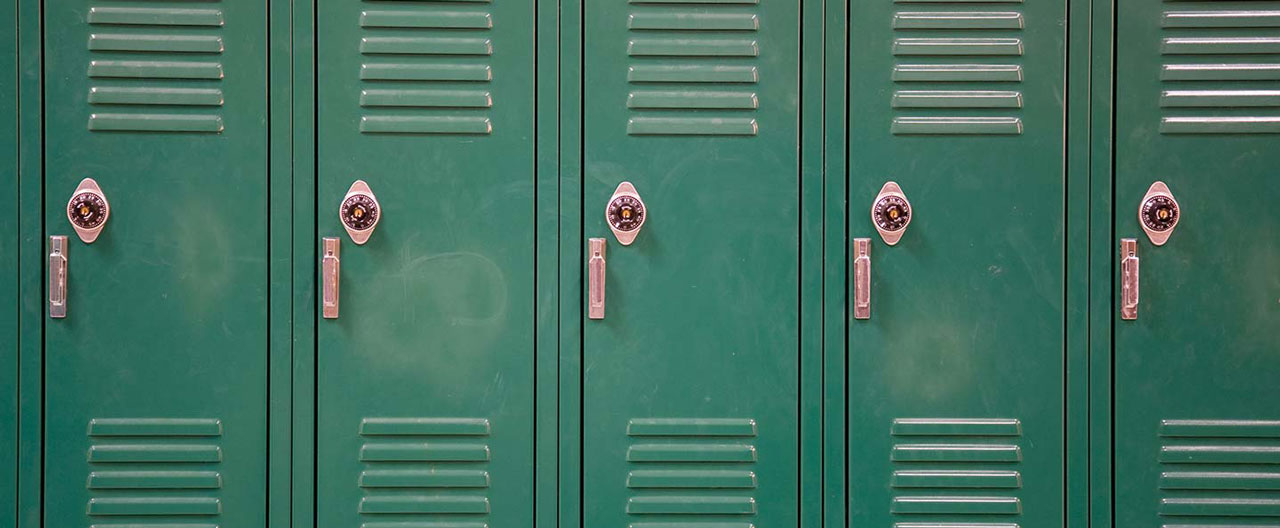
[1111,1,1280,525]
[579,0,804,525]
[313,0,537,526]
[845,0,1069,527]
[40,1,270,527]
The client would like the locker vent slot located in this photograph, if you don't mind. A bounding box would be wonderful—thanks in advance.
[890,0,1026,135]
[625,418,759,518]
[86,2,226,133]
[1158,419,1280,519]
[890,418,1023,522]
[626,0,762,136]
[357,417,492,519]
[359,0,495,135]
[85,417,224,520]
[1159,0,1280,134]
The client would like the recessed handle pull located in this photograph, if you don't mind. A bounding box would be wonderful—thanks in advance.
[853,238,871,320]
[588,238,606,320]
[1121,238,1139,320]
[49,236,68,319]
[322,237,341,319]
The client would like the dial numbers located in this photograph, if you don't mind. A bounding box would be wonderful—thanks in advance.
[1141,195,1178,232]
[67,192,108,230]
[873,195,911,232]
[607,195,645,233]
[341,195,379,232]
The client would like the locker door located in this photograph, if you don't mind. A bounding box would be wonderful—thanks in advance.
[1113,2,1280,525]
[314,0,536,526]
[581,1,800,526]
[846,0,1067,526]
[42,1,269,527]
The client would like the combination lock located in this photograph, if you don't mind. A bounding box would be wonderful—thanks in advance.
[66,178,109,243]
[605,181,646,245]
[871,181,911,245]
[1139,181,1179,246]
[340,180,381,245]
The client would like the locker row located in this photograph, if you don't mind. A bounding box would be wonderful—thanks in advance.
[2,1,1278,528]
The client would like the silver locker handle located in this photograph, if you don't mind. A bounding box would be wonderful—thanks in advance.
[1121,238,1139,320]
[588,238,606,320]
[49,236,68,319]
[853,238,871,320]
[322,237,341,319]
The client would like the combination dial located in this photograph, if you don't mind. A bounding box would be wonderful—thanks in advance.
[340,194,379,232]
[1140,195,1178,232]
[606,195,645,233]
[872,195,911,233]
[68,192,108,230]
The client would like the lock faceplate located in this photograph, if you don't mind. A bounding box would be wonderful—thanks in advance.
[66,178,109,244]
[871,181,911,246]
[605,181,646,246]
[340,180,381,245]
[1139,181,1180,246]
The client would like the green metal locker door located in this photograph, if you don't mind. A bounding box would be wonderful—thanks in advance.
[846,0,1067,526]
[1113,2,1280,525]
[42,1,269,527]
[314,0,536,526]
[581,0,800,526]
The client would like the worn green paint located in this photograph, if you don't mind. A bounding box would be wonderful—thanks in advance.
[40,2,269,528]
[313,1,536,527]
[580,0,804,526]
[846,0,1068,527]
[1112,2,1280,526]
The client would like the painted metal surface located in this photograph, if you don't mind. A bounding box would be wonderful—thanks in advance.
[1,0,17,521]
[41,1,269,527]
[581,0,802,526]
[314,0,536,526]
[846,0,1068,527]
[1112,0,1280,524]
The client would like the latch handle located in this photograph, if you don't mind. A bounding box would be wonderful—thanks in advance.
[588,238,606,320]
[49,236,68,319]
[1121,238,1139,320]
[853,238,871,320]
[322,237,341,319]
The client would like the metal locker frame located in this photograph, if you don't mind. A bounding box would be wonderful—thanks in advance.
[2,0,19,525]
